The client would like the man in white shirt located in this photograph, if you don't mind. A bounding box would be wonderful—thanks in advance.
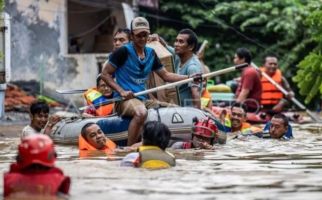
[21,101,60,139]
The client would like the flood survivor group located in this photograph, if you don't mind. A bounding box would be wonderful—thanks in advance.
[4,17,294,198]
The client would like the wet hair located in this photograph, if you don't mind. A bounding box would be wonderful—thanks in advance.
[178,29,198,52]
[142,121,171,150]
[272,113,289,127]
[114,28,131,40]
[30,101,49,116]
[231,102,247,117]
[81,122,96,139]
[236,48,252,64]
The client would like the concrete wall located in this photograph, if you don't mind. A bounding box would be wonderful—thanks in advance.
[4,0,132,104]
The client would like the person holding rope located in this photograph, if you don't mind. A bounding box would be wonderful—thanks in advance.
[101,17,201,146]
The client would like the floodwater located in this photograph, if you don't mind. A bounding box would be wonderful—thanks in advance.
[0,123,322,200]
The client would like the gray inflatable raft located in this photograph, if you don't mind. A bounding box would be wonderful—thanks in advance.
[50,107,207,145]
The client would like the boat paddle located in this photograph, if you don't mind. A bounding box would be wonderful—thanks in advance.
[56,89,87,94]
[251,62,321,122]
[78,63,249,111]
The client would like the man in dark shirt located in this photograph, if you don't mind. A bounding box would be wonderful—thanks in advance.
[234,48,262,112]
[101,17,195,145]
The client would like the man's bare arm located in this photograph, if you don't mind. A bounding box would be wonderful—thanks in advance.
[156,68,188,82]
[191,86,201,109]
[236,89,250,102]
[101,63,134,99]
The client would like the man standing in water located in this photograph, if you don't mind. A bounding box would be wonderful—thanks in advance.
[101,17,199,145]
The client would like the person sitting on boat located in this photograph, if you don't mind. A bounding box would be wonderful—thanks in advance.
[101,17,201,146]
[260,55,294,113]
[234,48,262,113]
[255,113,293,140]
[171,117,226,149]
[83,74,114,117]
[3,135,70,198]
[79,122,117,157]
[121,121,176,169]
[21,101,60,139]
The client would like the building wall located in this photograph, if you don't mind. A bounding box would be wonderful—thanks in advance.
[4,0,132,104]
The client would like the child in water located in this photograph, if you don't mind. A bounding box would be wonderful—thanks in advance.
[3,135,70,198]
[121,121,175,169]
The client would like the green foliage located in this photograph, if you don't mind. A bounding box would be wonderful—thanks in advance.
[293,6,322,104]
[141,0,322,105]
[142,0,317,82]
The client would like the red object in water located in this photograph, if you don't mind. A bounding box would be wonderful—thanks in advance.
[17,135,56,169]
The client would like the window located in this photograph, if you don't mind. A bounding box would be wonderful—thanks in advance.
[67,0,132,54]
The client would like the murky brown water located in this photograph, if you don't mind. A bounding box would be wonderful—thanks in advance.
[0,123,322,200]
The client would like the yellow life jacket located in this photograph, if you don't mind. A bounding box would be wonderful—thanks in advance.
[139,146,175,169]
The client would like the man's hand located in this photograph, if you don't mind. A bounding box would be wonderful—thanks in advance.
[286,91,294,99]
[189,73,203,84]
[120,90,134,100]
[47,115,61,128]
[148,33,160,43]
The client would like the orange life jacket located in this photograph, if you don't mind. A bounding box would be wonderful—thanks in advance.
[78,134,116,158]
[4,163,70,197]
[201,89,212,109]
[260,67,284,105]
[83,88,114,116]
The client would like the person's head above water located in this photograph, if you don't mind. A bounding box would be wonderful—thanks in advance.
[113,28,130,50]
[29,101,50,132]
[81,123,107,150]
[96,74,113,98]
[269,113,289,139]
[142,121,171,150]
[230,103,247,131]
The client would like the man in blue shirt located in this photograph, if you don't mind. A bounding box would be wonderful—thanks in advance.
[257,113,293,140]
[101,17,198,146]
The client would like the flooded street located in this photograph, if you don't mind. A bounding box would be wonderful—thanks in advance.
[0,123,322,199]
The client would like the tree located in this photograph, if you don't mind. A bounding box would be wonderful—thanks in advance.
[140,0,316,83]
[293,3,322,104]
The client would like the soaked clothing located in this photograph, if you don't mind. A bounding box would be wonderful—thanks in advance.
[21,125,42,139]
[167,46,202,107]
[121,145,175,169]
[108,42,163,101]
[4,163,70,197]
[171,141,193,149]
[236,66,262,112]
[257,122,293,140]
[78,135,116,158]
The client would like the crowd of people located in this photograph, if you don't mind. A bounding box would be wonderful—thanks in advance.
[4,16,296,198]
